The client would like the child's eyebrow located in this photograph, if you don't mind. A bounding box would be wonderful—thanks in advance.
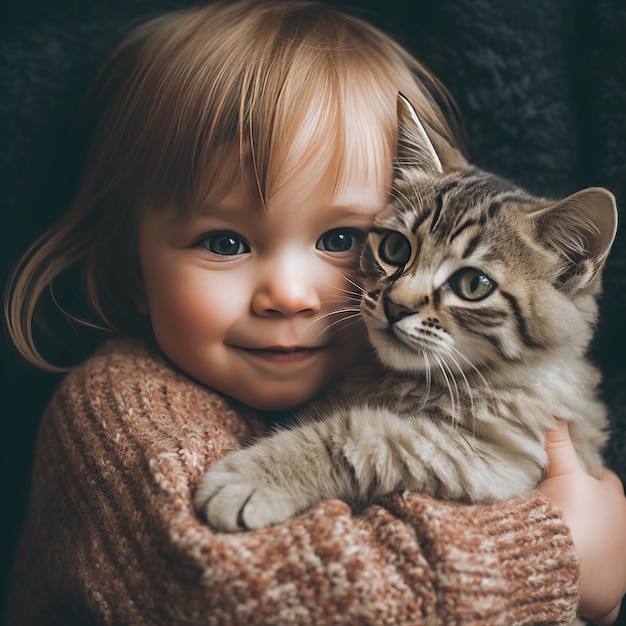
[330,203,381,214]
[323,203,384,220]
[193,204,229,217]
[187,201,250,219]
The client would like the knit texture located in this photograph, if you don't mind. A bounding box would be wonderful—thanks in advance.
[5,338,579,626]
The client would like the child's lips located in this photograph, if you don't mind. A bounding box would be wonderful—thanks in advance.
[238,345,327,364]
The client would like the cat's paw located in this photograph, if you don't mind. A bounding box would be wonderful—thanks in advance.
[193,453,304,532]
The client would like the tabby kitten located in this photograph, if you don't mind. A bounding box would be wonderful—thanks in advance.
[194,95,617,533]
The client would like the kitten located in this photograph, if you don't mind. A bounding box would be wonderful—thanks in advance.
[194,95,617,534]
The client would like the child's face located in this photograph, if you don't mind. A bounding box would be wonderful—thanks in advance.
[138,151,388,411]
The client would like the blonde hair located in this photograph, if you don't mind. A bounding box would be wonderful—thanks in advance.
[4,0,462,370]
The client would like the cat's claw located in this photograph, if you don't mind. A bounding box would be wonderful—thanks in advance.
[193,457,303,532]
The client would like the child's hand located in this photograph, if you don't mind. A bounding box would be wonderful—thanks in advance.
[538,420,626,625]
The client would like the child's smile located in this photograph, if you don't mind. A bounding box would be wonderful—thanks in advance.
[138,158,387,410]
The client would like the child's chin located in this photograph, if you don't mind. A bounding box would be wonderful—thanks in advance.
[246,391,318,414]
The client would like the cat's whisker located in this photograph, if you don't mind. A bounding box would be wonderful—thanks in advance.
[433,353,458,421]
[444,344,486,392]
[444,335,495,388]
[389,185,410,208]
[311,311,360,330]
[321,300,362,311]
[406,179,426,220]
[440,347,479,437]
[323,316,366,343]
[443,343,500,429]
[342,275,366,294]
[325,287,363,304]
[316,308,361,321]
[329,293,362,303]
[295,309,362,345]
[442,349,474,411]
[389,188,410,217]
[391,185,422,223]
[319,313,363,340]
[420,348,433,410]
[324,271,364,291]
[328,282,363,296]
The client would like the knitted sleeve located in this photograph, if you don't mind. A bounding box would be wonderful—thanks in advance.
[5,338,580,626]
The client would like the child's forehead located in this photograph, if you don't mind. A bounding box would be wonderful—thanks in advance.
[177,98,393,217]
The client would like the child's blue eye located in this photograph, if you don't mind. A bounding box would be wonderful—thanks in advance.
[198,231,250,256]
[316,229,363,253]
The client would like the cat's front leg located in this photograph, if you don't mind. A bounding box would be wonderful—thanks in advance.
[193,446,304,532]
[194,403,429,532]
[193,423,355,532]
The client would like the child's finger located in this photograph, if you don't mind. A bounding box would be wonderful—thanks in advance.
[544,420,583,477]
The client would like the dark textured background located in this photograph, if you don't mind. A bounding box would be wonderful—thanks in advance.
[2,0,626,621]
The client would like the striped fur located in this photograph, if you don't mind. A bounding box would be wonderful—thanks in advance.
[195,97,617,534]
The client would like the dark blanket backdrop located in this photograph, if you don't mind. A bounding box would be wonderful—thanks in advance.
[2,0,626,620]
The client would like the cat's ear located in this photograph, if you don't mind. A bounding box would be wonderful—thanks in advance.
[395,93,467,179]
[530,187,618,292]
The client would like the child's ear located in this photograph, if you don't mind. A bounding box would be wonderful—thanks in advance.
[395,93,467,180]
[529,187,618,293]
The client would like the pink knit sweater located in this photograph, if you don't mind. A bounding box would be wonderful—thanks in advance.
[6,338,580,625]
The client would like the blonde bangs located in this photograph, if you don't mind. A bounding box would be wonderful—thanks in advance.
[262,50,396,203]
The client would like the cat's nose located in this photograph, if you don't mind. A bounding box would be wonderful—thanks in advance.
[383,297,415,324]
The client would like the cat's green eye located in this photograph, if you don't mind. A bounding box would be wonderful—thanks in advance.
[378,231,411,266]
[450,268,496,301]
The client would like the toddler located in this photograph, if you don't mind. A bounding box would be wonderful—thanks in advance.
[4,1,625,624]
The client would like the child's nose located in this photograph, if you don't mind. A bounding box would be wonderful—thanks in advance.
[251,254,321,317]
